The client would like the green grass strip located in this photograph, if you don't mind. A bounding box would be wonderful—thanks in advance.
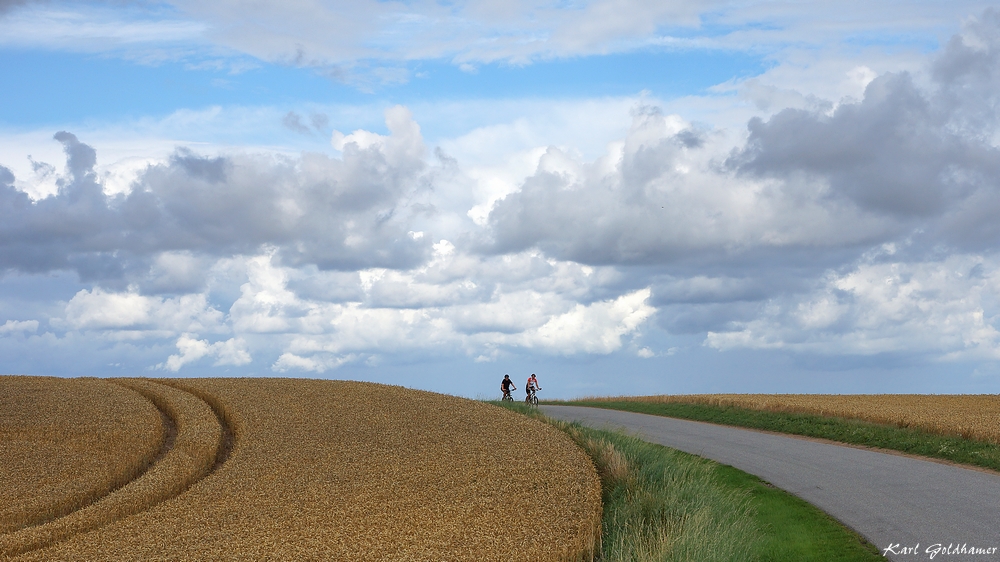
[495,402,882,562]
[561,400,1000,473]
[712,464,881,561]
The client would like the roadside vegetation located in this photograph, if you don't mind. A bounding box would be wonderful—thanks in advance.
[562,396,1000,472]
[496,402,883,562]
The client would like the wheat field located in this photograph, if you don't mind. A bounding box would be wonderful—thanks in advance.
[605,394,1000,444]
[1,377,601,561]
[0,376,163,535]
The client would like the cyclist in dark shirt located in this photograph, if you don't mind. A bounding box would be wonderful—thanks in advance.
[500,374,516,400]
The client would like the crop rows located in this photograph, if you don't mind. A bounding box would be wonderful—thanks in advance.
[611,393,1000,444]
[3,378,601,561]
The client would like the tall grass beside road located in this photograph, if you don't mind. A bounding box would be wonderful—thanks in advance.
[563,399,1000,472]
[497,403,883,562]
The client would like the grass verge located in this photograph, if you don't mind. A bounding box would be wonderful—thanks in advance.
[559,400,1000,472]
[495,402,882,562]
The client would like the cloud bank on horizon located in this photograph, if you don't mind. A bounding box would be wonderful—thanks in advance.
[2,0,1000,395]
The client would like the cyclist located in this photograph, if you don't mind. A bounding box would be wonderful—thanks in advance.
[525,373,541,403]
[500,374,516,400]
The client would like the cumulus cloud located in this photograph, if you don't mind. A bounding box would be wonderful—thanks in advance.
[7,11,1000,379]
[517,288,654,355]
[61,288,223,333]
[0,319,39,334]
[272,352,358,374]
[221,249,652,369]
[486,12,1000,268]
[706,254,1000,360]
[161,334,251,371]
[485,105,891,268]
[472,11,1000,363]
[731,72,999,219]
[0,107,431,283]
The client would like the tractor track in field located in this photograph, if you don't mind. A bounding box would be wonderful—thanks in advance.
[149,379,235,471]
[0,379,234,559]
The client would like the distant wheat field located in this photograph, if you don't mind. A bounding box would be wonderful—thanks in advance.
[600,394,1000,444]
[0,377,601,562]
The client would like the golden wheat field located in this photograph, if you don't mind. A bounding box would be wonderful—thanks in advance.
[0,377,163,536]
[607,393,1000,444]
[0,377,601,562]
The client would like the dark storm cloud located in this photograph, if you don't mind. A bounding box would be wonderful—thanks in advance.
[0,127,431,283]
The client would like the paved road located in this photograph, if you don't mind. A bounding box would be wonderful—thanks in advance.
[541,405,1000,561]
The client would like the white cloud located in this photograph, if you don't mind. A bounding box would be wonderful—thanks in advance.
[0,0,979,83]
[211,248,654,372]
[161,334,251,371]
[272,352,358,373]
[0,6,207,52]
[0,319,39,334]
[63,289,153,330]
[229,252,300,334]
[517,288,654,355]
[62,288,223,334]
[706,255,1000,360]
[5,10,1000,386]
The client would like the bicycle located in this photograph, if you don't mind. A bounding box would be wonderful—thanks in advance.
[525,388,538,406]
[501,390,514,402]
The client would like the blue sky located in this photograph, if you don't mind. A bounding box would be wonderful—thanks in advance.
[2,0,1000,398]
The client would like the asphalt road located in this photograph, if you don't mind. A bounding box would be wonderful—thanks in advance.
[541,405,1000,562]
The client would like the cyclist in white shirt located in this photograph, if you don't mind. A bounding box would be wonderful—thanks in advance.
[525,373,541,401]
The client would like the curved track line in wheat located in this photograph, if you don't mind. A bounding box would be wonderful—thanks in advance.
[0,377,164,536]
[151,379,235,470]
[0,379,232,558]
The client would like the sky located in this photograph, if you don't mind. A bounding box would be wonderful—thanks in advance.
[2,0,1000,398]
